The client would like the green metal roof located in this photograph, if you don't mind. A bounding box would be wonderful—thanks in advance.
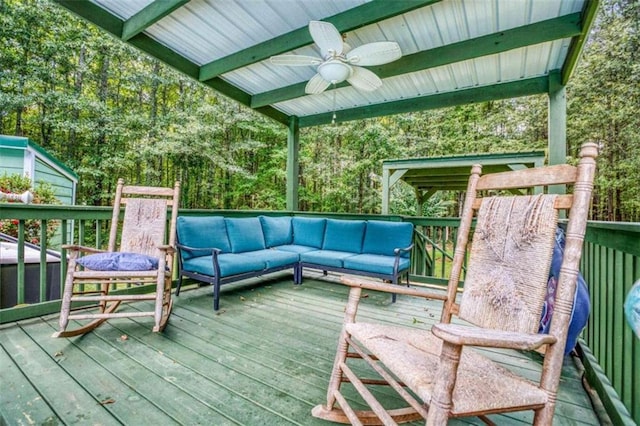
[0,135,79,182]
[52,0,600,128]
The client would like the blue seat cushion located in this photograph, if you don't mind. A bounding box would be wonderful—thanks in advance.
[300,250,357,268]
[76,252,159,271]
[292,217,326,248]
[177,216,231,259]
[259,216,293,247]
[275,245,318,254]
[363,221,414,257]
[343,254,411,276]
[243,249,299,269]
[182,253,266,277]
[225,217,266,253]
[323,219,366,253]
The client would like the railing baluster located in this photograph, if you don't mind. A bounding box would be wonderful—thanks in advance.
[17,220,25,305]
[39,219,47,303]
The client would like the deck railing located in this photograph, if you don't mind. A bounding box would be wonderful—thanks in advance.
[0,204,637,424]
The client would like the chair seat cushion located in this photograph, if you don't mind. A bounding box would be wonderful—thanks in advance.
[274,244,318,254]
[300,250,356,268]
[76,252,159,271]
[343,254,410,275]
[243,249,299,269]
[346,323,548,415]
[182,254,266,277]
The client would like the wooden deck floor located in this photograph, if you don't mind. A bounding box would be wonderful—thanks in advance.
[1,272,601,425]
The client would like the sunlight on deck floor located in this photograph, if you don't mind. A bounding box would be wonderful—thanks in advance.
[1,272,600,425]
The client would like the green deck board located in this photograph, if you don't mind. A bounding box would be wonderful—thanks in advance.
[21,318,182,425]
[0,321,120,425]
[0,275,603,425]
[0,344,59,425]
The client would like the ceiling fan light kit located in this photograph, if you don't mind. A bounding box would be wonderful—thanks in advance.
[318,60,353,84]
[271,20,402,96]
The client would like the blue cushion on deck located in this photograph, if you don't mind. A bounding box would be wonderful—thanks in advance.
[322,219,365,253]
[182,254,266,277]
[242,249,299,269]
[343,254,411,276]
[225,217,266,253]
[76,252,158,271]
[177,216,231,259]
[300,250,356,268]
[362,221,414,257]
[539,227,590,354]
[292,217,326,248]
[259,216,293,247]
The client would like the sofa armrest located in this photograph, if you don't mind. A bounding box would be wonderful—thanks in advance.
[176,243,221,256]
[394,243,414,256]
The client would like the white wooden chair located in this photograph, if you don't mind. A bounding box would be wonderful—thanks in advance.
[53,179,180,337]
[312,142,598,425]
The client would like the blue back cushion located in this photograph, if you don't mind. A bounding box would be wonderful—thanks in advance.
[177,216,230,260]
[259,216,293,247]
[292,217,326,248]
[362,220,414,257]
[323,219,366,253]
[225,217,266,253]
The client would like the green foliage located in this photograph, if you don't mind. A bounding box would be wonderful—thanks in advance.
[0,173,59,243]
[0,0,637,221]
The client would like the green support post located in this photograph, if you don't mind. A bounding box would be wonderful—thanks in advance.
[286,116,300,211]
[548,70,567,195]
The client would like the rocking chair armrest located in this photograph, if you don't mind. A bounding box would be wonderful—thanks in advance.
[432,323,557,351]
[156,244,175,254]
[394,243,414,255]
[61,244,104,254]
[340,276,447,301]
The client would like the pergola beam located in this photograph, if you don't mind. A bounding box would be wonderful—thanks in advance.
[298,76,549,127]
[121,0,190,41]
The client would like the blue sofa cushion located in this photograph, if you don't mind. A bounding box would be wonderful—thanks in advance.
[362,221,414,257]
[77,252,158,271]
[177,216,231,259]
[300,250,357,268]
[343,254,411,276]
[243,249,299,269]
[225,217,266,253]
[259,216,293,247]
[292,217,326,248]
[182,253,266,277]
[275,245,318,254]
[323,219,366,253]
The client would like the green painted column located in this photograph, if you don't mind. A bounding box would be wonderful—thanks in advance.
[382,168,390,214]
[286,116,300,211]
[548,70,566,195]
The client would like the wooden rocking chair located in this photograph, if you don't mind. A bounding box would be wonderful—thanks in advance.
[53,179,181,338]
[312,142,598,425]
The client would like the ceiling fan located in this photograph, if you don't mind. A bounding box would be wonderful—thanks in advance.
[270,21,402,95]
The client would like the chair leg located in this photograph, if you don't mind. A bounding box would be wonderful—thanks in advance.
[426,341,462,425]
[213,279,221,311]
[175,274,183,296]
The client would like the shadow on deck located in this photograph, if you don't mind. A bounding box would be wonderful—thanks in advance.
[1,272,602,425]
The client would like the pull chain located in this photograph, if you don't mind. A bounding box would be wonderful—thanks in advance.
[331,84,337,125]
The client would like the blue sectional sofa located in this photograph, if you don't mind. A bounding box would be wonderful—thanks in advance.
[175,215,414,310]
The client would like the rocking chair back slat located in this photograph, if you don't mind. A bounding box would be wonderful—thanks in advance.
[457,194,558,333]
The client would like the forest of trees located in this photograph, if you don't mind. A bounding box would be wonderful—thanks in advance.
[1,0,638,221]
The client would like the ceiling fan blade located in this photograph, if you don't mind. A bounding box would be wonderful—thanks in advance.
[270,54,322,66]
[347,66,383,92]
[305,73,331,95]
[309,21,343,57]
[346,42,402,66]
